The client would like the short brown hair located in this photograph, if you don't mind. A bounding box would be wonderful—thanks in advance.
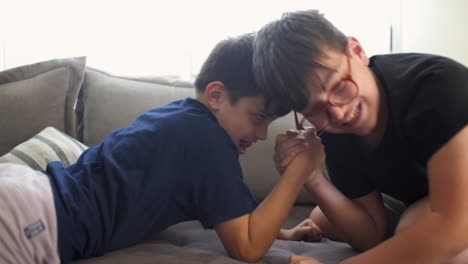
[253,9,348,112]
[195,33,257,104]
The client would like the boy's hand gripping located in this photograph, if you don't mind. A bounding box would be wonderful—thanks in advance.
[274,128,325,178]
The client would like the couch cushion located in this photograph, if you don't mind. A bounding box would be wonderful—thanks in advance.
[76,68,194,146]
[0,126,88,171]
[0,57,86,156]
[72,206,357,264]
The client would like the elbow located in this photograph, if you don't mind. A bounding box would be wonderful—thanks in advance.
[236,254,263,263]
[349,225,387,252]
[229,246,265,263]
[351,239,380,252]
[350,239,382,252]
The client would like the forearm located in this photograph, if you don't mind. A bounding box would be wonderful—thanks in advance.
[307,178,386,250]
[243,160,309,258]
[343,213,468,264]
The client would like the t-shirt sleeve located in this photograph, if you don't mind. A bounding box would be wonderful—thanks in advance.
[404,57,468,163]
[190,135,258,229]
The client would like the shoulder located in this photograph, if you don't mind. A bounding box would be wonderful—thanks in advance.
[129,98,218,137]
[370,53,465,68]
[370,53,467,84]
[373,54,468,162]
[98,98,219,152]
[371,53,468,113]
[153,98,238,158]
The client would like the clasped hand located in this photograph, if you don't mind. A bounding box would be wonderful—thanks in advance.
[274,128,326,180]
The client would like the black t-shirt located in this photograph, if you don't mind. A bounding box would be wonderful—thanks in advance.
[323,53,468,205]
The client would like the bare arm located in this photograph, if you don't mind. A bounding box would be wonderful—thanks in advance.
[275,130,388,251]
[282,125,468,263]
[341,125,468,263]
[214,130,325,262]
[305,174,388,251]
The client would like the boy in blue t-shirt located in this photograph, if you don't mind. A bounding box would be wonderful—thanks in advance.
[0,33,325,263]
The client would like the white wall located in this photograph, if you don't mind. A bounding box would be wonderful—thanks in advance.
[0,0,392,76]
[398,0,468,66]
[0,42,4,70]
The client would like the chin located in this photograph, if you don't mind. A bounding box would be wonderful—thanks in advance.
[352,125,371,136]
[358,124,378,137]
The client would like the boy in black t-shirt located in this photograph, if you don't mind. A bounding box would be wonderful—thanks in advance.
[253,9,468,264]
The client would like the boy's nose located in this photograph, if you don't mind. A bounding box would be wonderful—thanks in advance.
[256,124,268,141]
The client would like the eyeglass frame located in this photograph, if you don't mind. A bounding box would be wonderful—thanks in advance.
[294,54,358,131]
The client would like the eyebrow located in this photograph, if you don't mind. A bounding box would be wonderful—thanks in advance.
[319,54,342,91]
[319,70,336,92]
[318,58,345,91]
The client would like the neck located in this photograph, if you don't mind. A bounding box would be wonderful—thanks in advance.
[195,93,212,111]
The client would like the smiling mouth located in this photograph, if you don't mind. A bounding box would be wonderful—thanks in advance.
[238,140,252,154]
[345,103,361,127]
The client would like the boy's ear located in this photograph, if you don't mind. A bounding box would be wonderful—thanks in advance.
[205,81,229,111]
[347,36,369,65]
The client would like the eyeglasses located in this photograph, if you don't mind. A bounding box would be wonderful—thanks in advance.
[294,55,358,132]
[293,111,328,136]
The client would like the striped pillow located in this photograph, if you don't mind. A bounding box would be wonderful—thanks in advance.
[0,127,87,171]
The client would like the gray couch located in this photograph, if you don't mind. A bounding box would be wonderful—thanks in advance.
[0,57,359,263]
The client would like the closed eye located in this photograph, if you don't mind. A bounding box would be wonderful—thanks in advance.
[254,113,266,122]
[250,111,269,124]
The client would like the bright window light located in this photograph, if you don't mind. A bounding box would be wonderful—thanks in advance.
[1,0,394,80]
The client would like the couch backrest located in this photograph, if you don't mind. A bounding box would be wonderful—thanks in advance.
[77,68,314,204]
[77,68,194,145]
[0,57,86,156]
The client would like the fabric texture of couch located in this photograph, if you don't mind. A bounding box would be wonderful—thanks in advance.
[0,57,369,263]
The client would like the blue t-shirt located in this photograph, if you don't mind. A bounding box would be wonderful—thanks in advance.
[46,98,258,262]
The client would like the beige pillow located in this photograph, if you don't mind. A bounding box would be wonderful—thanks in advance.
[76,68,194,146]
[0,57,86,156]
[0,127,87,171]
